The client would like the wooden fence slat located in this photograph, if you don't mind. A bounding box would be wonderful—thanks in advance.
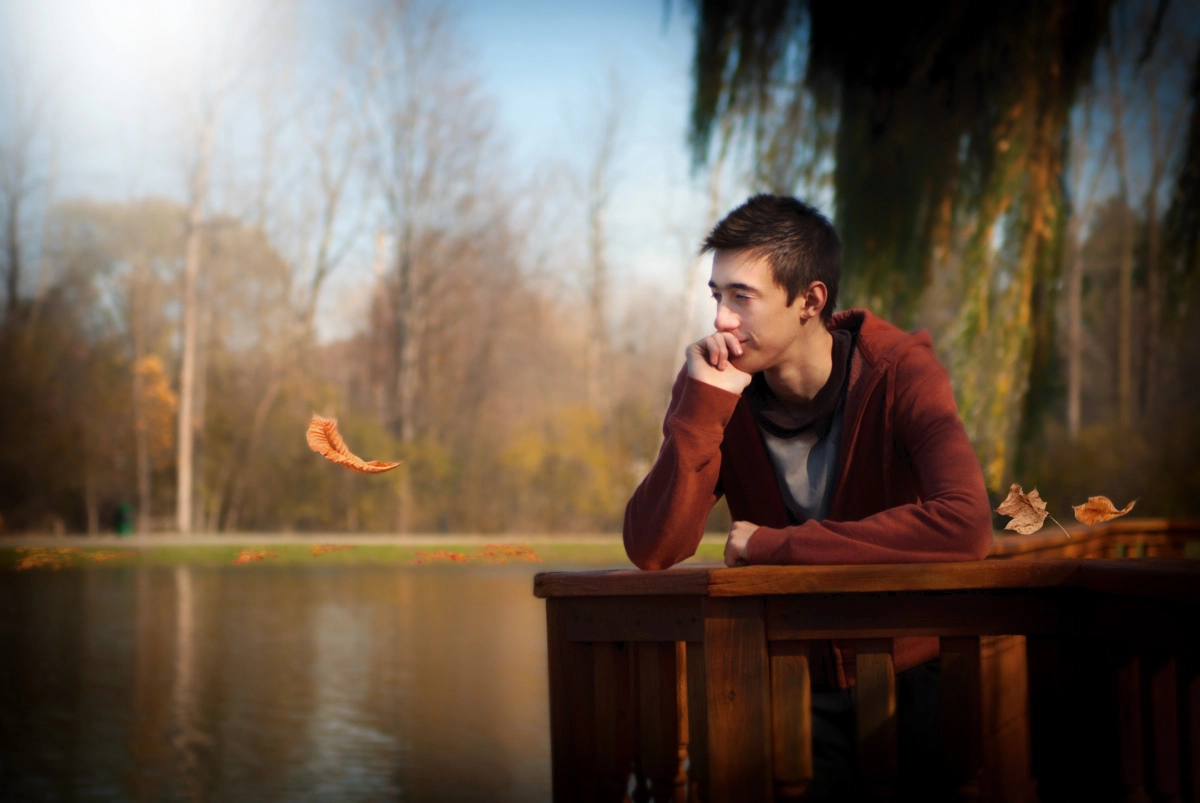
[637,641,683,803]
[769,640,813,801]
[594,641,635,802]
[1115,649,1152,803]
[685,642,708,803]
[941,636,983,800]
[855,638,898,798]
[1146,651,1182,803]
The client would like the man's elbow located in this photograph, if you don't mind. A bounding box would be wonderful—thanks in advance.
[623,534,673,571]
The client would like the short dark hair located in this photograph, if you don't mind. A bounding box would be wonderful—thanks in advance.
[701,194,841,321]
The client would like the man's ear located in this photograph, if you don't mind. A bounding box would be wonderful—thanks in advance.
[798,281,828,321]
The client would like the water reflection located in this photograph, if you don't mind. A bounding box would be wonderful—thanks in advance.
[0,564,551,801]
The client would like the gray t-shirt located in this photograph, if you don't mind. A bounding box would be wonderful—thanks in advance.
[746,330,854,525]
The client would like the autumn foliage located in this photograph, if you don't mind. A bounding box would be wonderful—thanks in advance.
[14,547,133,571]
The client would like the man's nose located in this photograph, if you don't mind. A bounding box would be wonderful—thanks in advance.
[714,303,738,332]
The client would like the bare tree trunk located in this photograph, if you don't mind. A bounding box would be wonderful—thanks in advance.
[175,111,216,534]
[1066,97,1111,440]
[1107,42,1134,428]
[583,82,622,416]
[131,259,153,532]
[4,185,21,325]
[393,231,421,534]
[84,465,100,535]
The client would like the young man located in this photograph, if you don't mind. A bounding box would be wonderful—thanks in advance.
[623,194,993,793]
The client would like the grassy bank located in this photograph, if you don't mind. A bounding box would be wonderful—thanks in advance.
[0,539,728,571]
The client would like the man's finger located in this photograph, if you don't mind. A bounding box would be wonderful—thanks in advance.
[705,334,728,370]
[720,331,744,358]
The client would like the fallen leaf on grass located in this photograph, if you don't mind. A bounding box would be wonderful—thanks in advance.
[232,550,278,565]
[14,547,80,570]
[995,484,1070,537]
[413,544,542,565]
[87,551,132,564]
[1073,496,1137,525]
[306,414,400,474]
[311,543,356,557]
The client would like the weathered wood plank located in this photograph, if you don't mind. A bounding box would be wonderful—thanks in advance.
[769,641,813,801]
[709,561,1082,597]
[535,568,712,598]
[765,591,1061,640]
[637,641,684,803]
[1075,559,1200,604]
[561,596,705,643]
[855,639,898,797]
[703,597,772,803]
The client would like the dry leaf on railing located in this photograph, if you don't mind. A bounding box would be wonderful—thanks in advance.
[306,414,401,474]
[1073,496,1137,525]
[995,483,1070,537]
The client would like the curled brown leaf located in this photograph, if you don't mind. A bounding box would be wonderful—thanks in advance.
[1072,496,1137,525]
[995,483,1070,537]
[306,414,400,474]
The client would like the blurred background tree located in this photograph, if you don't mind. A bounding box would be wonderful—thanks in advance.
[687,0,1200,512]
[0,0,1197,533]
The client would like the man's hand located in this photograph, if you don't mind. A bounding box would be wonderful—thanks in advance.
[724,520,758,567]
[686,332,753,395]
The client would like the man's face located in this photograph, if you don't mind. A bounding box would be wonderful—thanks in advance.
[708,249,803,375]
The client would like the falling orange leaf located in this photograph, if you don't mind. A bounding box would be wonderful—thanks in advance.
[311,543,356,557]
[1073,496,1137,525]
[232,550,278,565]
[306,414,401,474]
[995,483,1070,537]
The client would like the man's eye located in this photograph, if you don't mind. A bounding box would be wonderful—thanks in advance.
[735,294,751,301]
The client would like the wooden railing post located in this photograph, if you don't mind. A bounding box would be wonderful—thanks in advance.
[941,636,983,800]
[685,641,708,802]
[636,641,685,803]
[547,598,598,803]
[769,640,813,801]
[1115,648,1152,803]
[855,639,898,799]
[703,597,772,803]
[1145,651,1182,803]
[594,641,636,802]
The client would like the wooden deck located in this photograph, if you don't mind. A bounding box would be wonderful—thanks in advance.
[534,519,1200,802]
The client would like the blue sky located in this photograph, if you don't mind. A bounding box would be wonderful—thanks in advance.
[4,0,734,340]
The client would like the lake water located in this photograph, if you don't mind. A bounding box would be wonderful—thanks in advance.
[0,564,555,801]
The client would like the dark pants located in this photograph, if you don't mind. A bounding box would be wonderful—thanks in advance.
[807,659,946,802]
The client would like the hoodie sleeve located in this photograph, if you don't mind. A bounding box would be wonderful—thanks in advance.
[623,367,741,570]
[745,344,994,565]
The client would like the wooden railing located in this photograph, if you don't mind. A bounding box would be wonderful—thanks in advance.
[534,519,1200,802]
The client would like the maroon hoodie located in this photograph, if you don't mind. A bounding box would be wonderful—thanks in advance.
[623,309,994,686]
